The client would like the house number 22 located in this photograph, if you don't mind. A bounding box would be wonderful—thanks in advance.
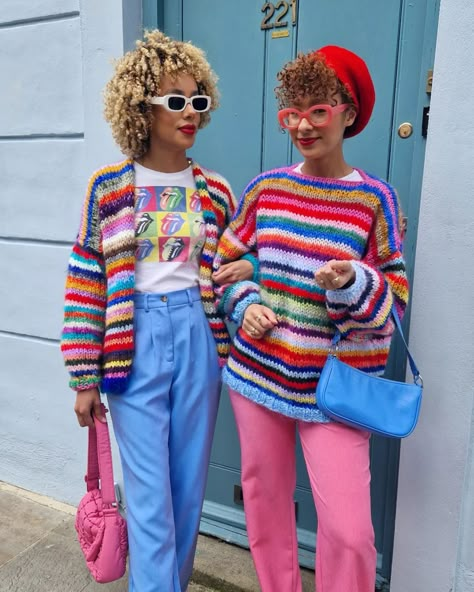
[261,0,297,30]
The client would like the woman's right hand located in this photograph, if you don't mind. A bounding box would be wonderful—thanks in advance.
[74,388,106,428]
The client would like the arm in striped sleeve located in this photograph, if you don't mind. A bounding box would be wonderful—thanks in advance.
[214,178,262,324]
[325,185,409,338]
[60,174,107,391]
[209,173,260,284]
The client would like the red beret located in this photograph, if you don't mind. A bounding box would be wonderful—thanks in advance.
[313,45,375,138]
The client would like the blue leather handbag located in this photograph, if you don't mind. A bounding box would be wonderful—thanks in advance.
[316,308,423,438]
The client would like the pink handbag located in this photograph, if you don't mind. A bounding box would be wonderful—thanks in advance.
[75,405,128,583]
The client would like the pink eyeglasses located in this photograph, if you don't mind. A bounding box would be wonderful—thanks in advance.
[278,104,350,129]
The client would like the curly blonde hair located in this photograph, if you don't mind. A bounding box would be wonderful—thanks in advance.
[275,51,354,110]
[104,30,219,159]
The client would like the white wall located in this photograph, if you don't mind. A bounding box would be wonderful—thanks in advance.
[390,0,474,590]
[0,0,140,504]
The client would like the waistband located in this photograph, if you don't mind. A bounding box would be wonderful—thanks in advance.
[134,285,201,310]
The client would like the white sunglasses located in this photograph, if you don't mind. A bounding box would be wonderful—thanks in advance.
[150,94,211,112]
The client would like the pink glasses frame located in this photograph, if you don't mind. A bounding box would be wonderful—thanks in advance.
[278,103,350,130]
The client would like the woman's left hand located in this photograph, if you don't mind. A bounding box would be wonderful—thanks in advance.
[243,304,278,339]
[212,259,254,285]
[315,260,355,290]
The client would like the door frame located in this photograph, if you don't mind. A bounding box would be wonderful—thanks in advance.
[142,0,440,584]
[376,2,440,578]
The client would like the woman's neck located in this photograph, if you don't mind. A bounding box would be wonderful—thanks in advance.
[137,145,190,173]
[301,154,352,179]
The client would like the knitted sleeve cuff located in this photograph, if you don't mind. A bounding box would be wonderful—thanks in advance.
[241,253,259,283]
[326,262,379,305]
[70,376,101,392]
[218,279,262,321]
[325,261,395,337]
[231,291,262,325]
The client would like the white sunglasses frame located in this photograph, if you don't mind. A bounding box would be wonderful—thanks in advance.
[149,94,212,112]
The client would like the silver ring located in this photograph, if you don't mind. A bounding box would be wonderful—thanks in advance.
[255,315,262,323]
[333,276,339,283]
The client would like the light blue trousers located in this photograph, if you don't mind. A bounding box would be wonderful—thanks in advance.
[107,286,221,592]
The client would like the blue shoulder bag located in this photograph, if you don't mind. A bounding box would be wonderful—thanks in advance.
[316,308,423,438]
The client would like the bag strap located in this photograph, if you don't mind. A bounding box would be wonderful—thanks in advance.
[85,403,118,507]
[331,306,423,386]
[390,307,422,383]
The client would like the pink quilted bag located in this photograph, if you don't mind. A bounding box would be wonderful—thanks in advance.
[75,405,128,583]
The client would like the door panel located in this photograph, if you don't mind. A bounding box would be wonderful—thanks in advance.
[208,388,240,467]
[294,1,402,177]
[182,1,267,197]
[260,18,295,170]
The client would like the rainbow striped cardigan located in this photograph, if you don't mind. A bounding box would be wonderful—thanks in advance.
[214,166,409,422]
[61,159,235,393]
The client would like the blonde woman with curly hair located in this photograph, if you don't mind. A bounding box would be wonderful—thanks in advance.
[61,30,255,591]
[214,46,409,591]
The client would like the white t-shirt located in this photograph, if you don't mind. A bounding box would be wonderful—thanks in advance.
[134,162,205,293]
[294,162,363,182]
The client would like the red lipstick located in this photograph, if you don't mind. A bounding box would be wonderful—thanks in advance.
[298,137,317,147]
[179,125,196,135]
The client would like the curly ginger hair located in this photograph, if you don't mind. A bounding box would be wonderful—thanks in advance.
[275,52,355,109]
[104,30,219,159]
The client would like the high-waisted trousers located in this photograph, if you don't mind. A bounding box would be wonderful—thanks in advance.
[229,389,376,592]
[107,286,220,592]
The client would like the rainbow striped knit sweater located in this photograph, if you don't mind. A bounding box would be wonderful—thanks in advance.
[61,159,236,393]
[214,165,409,422]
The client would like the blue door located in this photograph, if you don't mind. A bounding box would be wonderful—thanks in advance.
[145,0,439,583]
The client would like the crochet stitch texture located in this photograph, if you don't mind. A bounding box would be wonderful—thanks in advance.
[214,166,409,422]
[61,159,235,393]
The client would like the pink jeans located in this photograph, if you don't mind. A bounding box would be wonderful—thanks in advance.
[229,389,376,592]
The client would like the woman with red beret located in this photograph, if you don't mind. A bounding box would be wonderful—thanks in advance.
[213,46,409,591]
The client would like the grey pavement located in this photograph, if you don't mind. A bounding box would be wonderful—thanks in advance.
[0,482,315,592]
